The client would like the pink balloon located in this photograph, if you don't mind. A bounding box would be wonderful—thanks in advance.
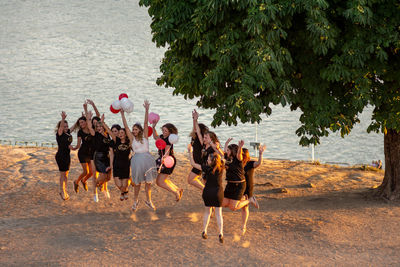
[163,156,175,168]
[148,112,160,124]
[119,93,128,100]
[155,139,166,150]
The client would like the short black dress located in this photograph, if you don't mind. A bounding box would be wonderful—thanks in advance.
[224,156,246,201]
[77,129,94,163]
[55,130,72,172]
[156,134,176,175]
[244,161,256,197]
[111,137,131,179]
[201,165,223,207]
[190,136,203,175]
[201,146,215,179]
[93,132,111,173]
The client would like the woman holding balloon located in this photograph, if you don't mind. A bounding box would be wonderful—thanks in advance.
[126,101,158,211]
[151,116,183,202]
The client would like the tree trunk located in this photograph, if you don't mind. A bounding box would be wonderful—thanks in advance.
[375,129,400,200]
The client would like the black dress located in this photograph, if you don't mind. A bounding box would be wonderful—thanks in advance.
[224,156,246,200]
[111,137,131,179]
[77,129,93,163]
[156,134,176,175]
[244,161,256,197]
[200,146,215,179]
[190,136,203,175]
[201,165,224,207]
[55,130,72,172]
[93,132,111,173]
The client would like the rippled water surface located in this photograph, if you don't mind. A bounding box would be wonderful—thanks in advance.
[0,0,384,165]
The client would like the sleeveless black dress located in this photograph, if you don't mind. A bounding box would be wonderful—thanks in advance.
[77,129,93,163]
[93,132,111,173]
[55,130,72,172]
[201,165,223,207]
[111,137,131,179]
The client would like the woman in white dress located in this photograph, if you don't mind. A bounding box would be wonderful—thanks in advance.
[122,100,157,211]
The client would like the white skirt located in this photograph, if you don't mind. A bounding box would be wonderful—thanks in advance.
[131,152,157,184]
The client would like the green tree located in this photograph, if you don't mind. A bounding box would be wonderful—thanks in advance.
[140,0,400,199]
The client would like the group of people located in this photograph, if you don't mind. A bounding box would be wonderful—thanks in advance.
[55,100,266,242]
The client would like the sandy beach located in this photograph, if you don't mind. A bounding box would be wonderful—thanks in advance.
[0,145,399,266]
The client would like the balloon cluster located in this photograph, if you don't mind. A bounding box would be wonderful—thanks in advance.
[110,93,134,114]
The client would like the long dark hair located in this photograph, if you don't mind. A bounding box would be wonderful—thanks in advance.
[209,152,224,174]
[227,144,239,159]
[242,148,250,166]
[162,123,178,135]
[189,123,208,138]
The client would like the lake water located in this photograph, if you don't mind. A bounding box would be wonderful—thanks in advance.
[0,0,384,165]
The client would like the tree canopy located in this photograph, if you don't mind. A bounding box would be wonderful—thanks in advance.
[140,0,400,147]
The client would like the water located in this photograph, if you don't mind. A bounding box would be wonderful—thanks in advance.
[0,0,384,165]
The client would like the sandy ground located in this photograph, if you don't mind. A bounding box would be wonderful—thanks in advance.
[0,145,399,266]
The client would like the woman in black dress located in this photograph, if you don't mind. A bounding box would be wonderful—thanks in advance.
[187,109,209,190]
[55,111,75,201]
[188,144,225,243]
[221,139,259,211]
[104,113,132,201]
[87,112,112,202]
[151,120,183,202]
[72,107,94,193]
[241,145,266,235]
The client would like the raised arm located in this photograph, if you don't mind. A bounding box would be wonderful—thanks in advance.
[152,120,160,140]
[187,144,201,170]
[100,114,116,142]
[237,140,244,161]
[86,111,95,136]
[143,100,150,140]
[210,141,224,157]
[254,144,266,168]
[224,138,233,153]
[120,110,134,144]
[87,99,100,117]
[192,110,204,145]
[57,111,67,136]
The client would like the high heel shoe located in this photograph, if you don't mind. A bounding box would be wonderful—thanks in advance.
[219,234,224,243]
[201,231,208,239]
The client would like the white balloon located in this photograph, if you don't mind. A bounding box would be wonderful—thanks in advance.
[125,101,134,113]
[112,100,121,110]
[120,98,130,110]
[168,134,179,144]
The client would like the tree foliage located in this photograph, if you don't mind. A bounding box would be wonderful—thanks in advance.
[140,0,400,147]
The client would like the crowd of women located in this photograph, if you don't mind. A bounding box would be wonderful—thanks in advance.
[55,99,266,242]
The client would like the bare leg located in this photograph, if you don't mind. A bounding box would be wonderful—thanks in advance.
[121,179,129,193]
[75,163,88,184]
[145,183,152,202]
[82,163,94,183]
[133,183,141,203]
[114,177,123,191]
[241,205,249,234]
[59,171,69,199]
[156,173,181,199]
[187,172,204,190]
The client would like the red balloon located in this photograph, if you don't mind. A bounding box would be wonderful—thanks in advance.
[147,126,153,137]
[155,139,166,150]
[110,105,120,114]
[119,93,128,100]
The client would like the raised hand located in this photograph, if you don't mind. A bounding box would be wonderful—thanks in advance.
[225,138,233,146]
[61,111,67,120]
[238,140,244,148]
[192,109,199,120]
[144,100,150,110]
[86,99,94,106]
[259,144,266,153]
